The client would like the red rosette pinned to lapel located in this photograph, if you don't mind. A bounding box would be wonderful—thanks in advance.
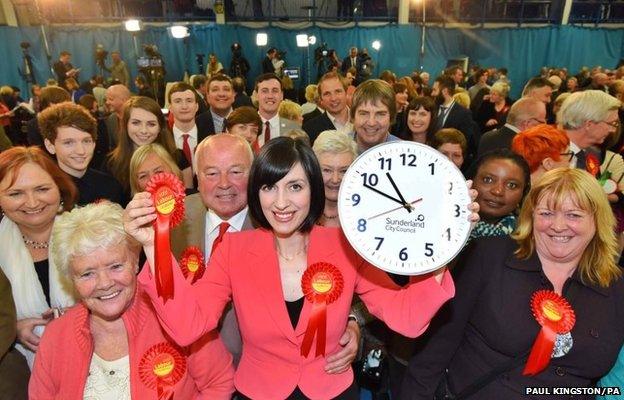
[586,153,600,177]
[179,246,205,284]
[139,342,186,400]
[523,290,576,376]
[300,262,344,358]
[145,172,186,302]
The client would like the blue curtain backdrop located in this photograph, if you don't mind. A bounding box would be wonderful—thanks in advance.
[2,24,623,98]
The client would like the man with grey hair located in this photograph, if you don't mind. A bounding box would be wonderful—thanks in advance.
[477,97,547,157]
[171,133,359,368]
[557,90,620,169]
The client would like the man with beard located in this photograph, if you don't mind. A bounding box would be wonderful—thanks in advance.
[431,75,478,167]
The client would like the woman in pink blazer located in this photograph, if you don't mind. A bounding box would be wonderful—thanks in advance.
[125,137,477,399]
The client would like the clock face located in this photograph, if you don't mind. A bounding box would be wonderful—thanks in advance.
[338,141,471,275]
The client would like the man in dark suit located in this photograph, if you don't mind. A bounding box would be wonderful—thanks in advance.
[341,47,360,75]
[168,82,210,171]
[195,74,236,138]
[191,74,209,115]
[232,77,253,109]
[431,75,478,165]
[53,51,79,89]
[477,97,546,157]
[261,47,277,74]
[303,71,351,144]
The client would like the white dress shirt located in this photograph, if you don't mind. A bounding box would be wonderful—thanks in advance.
[204,206,249,259]
[327,109,353,135]
[172,124,198,164]
[258,114,281,147]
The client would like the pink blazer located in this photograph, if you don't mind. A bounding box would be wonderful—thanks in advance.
[29,287,234,400]
[139,225,454,400]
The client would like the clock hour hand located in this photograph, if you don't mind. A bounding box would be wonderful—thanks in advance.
[362,183,405,206]
[386,172,412,212]
[368,198,423,220]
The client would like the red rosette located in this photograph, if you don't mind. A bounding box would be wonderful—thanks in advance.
[523,290,576,376]
[586,153,600,177]
[145,172,186,229]
[145,172,186,302]
[300,262,344,358]
[179,246,205,284]
[139,342,186,400]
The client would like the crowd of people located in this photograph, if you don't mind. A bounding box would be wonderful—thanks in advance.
[1,44,624,400]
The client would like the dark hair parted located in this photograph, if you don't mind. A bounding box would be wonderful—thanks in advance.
[472,149,532,200]
[254,73,283,92]
[247,137,325,232]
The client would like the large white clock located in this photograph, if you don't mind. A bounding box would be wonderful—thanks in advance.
[338,141,471,275]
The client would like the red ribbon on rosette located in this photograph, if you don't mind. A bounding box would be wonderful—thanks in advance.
[145,173,185,302]
[139,342,186,400]
[586,153,600,177]
[179,246,205,284]
[523,290,576,376]
[300,262,344,358]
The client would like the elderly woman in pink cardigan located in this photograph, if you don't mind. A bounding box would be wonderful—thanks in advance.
[29,202,234,400]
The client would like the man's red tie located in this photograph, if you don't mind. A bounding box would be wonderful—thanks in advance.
[211,222,230,256]
[182,133,193,165]
[263,121,271,146]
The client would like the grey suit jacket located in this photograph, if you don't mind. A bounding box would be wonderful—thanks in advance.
[170,193,254,366]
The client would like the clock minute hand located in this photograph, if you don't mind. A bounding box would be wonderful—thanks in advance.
[386,172,412,212]
[362,183,404,206]
[368,198,423,220]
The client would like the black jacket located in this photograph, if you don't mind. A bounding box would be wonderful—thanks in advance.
[401,236,624,399]
[302,111,336,144]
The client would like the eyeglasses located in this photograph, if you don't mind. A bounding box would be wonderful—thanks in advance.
[602,120,621,129]
[559,151,575,162]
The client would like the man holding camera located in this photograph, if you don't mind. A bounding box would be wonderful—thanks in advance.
[105,51,130,87]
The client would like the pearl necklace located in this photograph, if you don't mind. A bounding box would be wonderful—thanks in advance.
[22,235,49,249]
[323,212,338,220]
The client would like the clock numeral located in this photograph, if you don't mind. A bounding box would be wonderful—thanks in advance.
[428,162,435,175]
[448,182,453,194]
[454,204,461,217]
[424,243,434,257]
[378,157,392,170]
[400,153,417,167]
[351,193,361,206]
[374,236,384,251]
[361,173,379,187]
[399,247,408,261]
[357,219,367,232]
[445,227,451,241]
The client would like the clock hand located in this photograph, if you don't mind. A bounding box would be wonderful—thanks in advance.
[386,172,412,212]
[367,198,423,220]
[362,183,405,206]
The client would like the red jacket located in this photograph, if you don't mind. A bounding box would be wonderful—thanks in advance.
[29,287,234,400]
[139,225,454,399]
